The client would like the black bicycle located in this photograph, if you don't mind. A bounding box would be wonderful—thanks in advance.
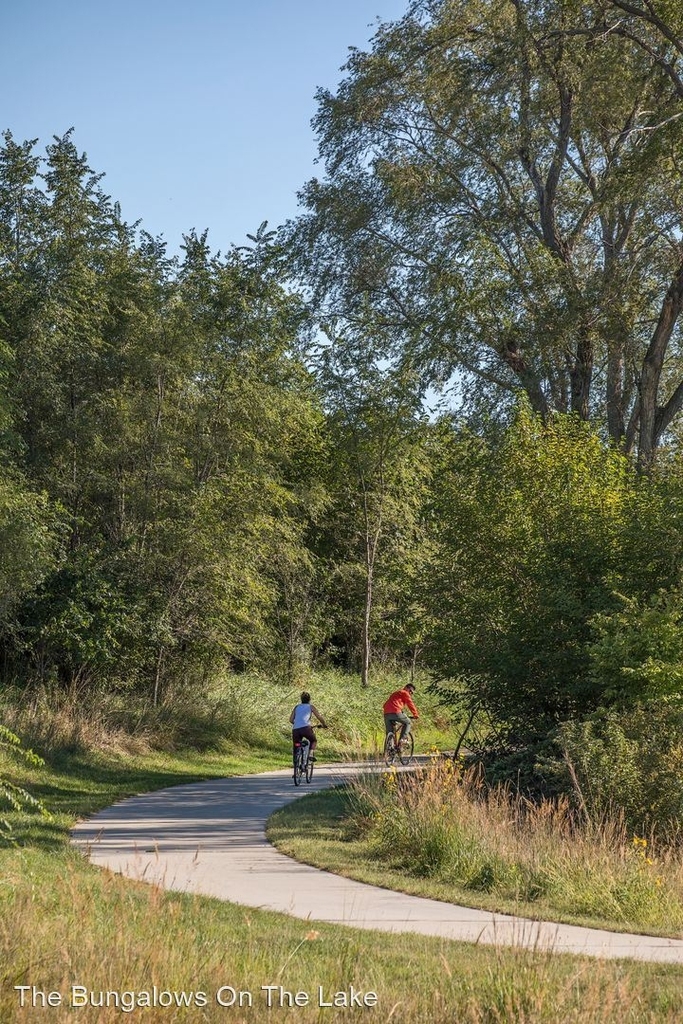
[383,719,415,766]
[292,725,324,786]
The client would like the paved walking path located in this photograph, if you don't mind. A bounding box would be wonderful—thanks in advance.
[71,764,683,965]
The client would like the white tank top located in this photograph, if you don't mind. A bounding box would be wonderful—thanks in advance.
[292,703,312,728]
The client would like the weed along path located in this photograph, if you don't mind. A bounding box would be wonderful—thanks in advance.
[72,764,683,965]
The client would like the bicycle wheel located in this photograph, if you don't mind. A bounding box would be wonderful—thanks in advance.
[398,731,414,765]
[293,745,303,786]
[383,732,396,766]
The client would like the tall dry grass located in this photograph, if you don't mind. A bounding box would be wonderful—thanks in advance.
[348,760,683,932]
[0,668,453,761]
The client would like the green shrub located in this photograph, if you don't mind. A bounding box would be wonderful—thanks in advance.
[0,724,49,843]
[556,702,683,836]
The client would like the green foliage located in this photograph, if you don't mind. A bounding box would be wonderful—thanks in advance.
[4,111,683,863]
[556,702,683,835]
[0,132,326,696]
[313,337,430,680]
[422,403,683,746]
[588,590,683,703]
[0,468,61,621]
[288,0,683,462]
[425,405,639,734]
[0,724,48,842]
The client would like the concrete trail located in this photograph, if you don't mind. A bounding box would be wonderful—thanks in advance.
[71,764,683,965]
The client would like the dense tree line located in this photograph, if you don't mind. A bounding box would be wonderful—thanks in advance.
[0,130,429,698]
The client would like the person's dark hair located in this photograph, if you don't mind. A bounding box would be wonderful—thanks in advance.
[301,691,311,704]
[406,683,415,693]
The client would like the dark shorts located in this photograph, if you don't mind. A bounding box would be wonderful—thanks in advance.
[292,726,316,749]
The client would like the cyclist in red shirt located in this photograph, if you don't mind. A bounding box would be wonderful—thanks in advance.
[383,683,419,744]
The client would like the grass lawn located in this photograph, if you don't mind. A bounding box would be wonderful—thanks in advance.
[6,838,683,1024]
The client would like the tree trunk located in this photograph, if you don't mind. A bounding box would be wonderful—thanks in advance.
[638,259,683,468]
[361,550,373,689]
[153,647,164,708]
[410,644,420,684]
[606,342,626,444]
[569,331,593,421]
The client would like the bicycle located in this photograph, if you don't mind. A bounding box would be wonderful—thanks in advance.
[292,725,324,786]
[383,718,415,766]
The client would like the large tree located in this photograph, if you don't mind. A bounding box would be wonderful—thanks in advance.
[315,335,427,685]
[288,0,683,465]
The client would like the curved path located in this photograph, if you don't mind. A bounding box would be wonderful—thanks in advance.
[71,764,683,965]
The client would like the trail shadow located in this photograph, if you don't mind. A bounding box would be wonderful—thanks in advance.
[5,747,292,852]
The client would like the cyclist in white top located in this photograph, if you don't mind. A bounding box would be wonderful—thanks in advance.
[289,691,328,760]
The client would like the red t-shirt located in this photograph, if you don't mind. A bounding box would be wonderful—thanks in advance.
[383,688,419,717]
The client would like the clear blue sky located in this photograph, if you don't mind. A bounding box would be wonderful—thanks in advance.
[3,0,408,253]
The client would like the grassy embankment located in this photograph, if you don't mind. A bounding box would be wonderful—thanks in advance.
[268,760,683,938]
[3,672,683,1022]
